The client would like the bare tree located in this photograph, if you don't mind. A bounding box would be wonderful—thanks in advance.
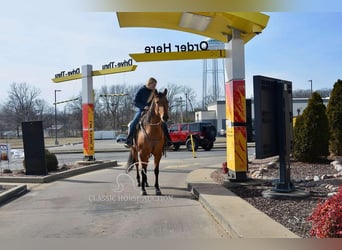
[163,83,183,112]
[34,98,51,122]
[293,88,332,98]
[98,84,129,130]
[316,88,332,98]
[2,82,41,136]
[65,93,82,135]
[183,86,196,111]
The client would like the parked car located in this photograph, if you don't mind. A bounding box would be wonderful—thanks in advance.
[116,134,127,143]
[169,122,217,151]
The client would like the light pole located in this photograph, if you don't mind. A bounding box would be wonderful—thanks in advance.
[308,80,313,95]
[185,93,188,122]
[54,89,61,145]
[179,96,183,123]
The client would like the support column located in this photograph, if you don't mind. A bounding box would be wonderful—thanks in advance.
[225,29,247,181]
[81,65,95,161]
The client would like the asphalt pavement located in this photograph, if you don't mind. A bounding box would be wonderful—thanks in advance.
[0,138,299,238]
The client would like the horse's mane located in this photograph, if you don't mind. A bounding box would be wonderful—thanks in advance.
[145,100,155,123]
[144,91,166,123]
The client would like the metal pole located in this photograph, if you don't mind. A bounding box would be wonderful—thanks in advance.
[54,90,61,145]
[179,97,183,123]
[185,93,188,122]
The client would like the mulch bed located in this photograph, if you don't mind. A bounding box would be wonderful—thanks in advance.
[211,158,342,238]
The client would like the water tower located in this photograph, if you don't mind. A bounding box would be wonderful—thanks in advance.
[202,39,226,108]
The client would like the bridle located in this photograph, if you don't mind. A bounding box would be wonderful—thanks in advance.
[139,92,168,138]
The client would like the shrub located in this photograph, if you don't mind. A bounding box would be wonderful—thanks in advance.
[293,92,329,162]
[293,114,307,159]
[2,168,12,174]
[307,186,342,238]
[326,79,342,156]
[45,149,58,171]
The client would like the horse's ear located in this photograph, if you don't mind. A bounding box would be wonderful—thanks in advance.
[163,88,168,95]
[153,89,158,95]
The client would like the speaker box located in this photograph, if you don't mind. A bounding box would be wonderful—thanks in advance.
[22,121,47,175]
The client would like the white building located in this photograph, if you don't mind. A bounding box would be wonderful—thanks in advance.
[195,97,330,134]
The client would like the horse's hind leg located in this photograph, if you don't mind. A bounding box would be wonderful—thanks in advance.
[126,150,135,173]
[127,149,142,187]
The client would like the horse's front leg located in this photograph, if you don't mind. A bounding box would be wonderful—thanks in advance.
[154,155,162,195]
[141,162,148,195]
[136,163,140,187]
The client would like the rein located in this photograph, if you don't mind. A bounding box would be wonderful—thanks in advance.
[147,122,162,126]
[144,97,162,126]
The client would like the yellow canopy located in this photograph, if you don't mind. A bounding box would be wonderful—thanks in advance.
[116,12,269,43]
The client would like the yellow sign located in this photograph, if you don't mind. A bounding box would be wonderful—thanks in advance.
[52,65,137,83]
[92,65,137,76]
[52,74,82,83]
[130,50,226,62]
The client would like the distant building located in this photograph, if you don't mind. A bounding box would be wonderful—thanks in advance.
[195,97,330,134]
[45,124,64,138]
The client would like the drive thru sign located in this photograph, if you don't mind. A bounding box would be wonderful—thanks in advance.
[52,64,137,161]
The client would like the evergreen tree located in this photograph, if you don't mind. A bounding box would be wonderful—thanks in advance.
[326,79,342,156]
[293,92,329,162]
[293,114,307,159]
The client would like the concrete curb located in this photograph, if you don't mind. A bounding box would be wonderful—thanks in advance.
[49,148,130,154]
[186,168,300,238]
[0,160,117,183]
[47,142,228,154]
[0,184,27,205]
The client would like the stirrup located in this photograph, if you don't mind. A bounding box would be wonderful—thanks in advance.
[165,140,174,150]
[124,138,133,148]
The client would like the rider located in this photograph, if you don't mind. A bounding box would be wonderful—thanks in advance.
[124,77,174,149]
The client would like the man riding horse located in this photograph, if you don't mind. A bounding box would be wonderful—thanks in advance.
[124,77,174,150]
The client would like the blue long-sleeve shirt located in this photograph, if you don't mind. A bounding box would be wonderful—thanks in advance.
[133,86,153,111]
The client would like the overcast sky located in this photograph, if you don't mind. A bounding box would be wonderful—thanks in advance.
[1,1,341,108]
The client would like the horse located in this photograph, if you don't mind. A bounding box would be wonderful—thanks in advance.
[126,88,169,195]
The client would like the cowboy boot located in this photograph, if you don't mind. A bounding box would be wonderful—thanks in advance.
[124,135,133,148]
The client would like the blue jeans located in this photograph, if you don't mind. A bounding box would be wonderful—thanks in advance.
[127,110,171,141]
[127,110,142,139]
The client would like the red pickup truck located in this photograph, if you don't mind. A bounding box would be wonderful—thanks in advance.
[169,122,217,151]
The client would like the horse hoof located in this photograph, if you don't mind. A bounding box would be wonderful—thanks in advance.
[137,183,141,187]
[156,190,162,196]
[141,190,147,196]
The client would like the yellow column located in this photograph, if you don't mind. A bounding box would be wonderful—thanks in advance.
[225,80,247,180]
[225,29,247,181]
[82,65,95,161]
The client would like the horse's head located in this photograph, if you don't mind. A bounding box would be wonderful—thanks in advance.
[153,88,169,122]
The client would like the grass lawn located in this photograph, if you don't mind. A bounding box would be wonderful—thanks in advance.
[0,137,83,149]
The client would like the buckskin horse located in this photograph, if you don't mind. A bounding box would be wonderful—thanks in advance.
[126,89,169,195]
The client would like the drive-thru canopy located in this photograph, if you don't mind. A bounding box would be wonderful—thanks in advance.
[116,12,269,43]
[116,12,269,181]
